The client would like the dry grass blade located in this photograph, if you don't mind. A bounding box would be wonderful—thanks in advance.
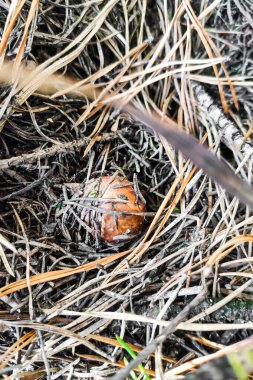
[0,233,17,253]
[0,0,26,59]
[0,60,99,100]
[60,310,253,332]
[13,0,39,76]
[187,74,253,87]
[86,334,176,363]
[183,0,238,111]
[0,250,130,297]
[103,60,228,102]
[0,331,36,370]
[0,244,14,277]
[164,336,253,378]
[198,0,222,20]
[76,354,155,376]
[0,320,112,360]
[16,0,118,104]
[51,42,148,101]
[205,234,253,274]
[124,105,253,209]
[76,44,147,126]
[0,233,16,277]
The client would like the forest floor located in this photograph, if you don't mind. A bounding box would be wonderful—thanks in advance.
[0,1,253,379]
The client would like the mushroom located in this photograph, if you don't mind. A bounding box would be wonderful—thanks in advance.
[83,175,146,243]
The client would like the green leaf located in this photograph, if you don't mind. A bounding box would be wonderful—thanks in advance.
[116,335,151,380]
[124,357,139,380]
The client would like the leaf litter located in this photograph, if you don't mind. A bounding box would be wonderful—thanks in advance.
[0,1,253,379]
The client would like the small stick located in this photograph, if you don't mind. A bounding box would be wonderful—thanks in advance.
[193,82,253,157]
[0,129,128,171]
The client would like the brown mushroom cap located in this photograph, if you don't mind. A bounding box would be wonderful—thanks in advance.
[83,175,146,243]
